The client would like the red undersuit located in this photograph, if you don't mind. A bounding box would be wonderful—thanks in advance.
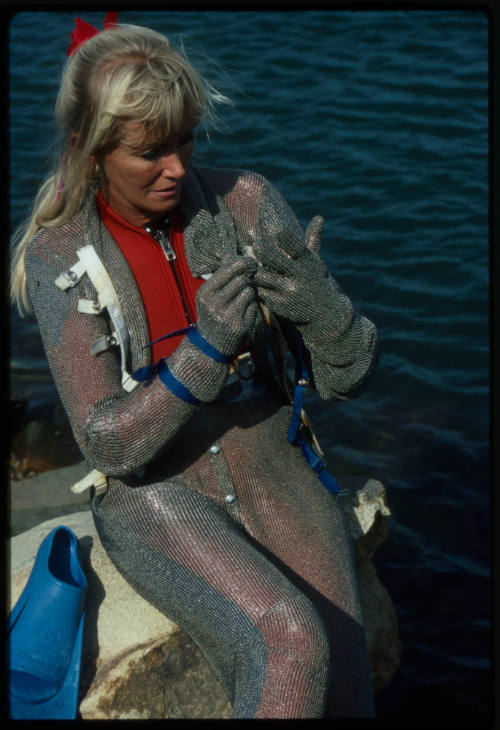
[97,190,204,362]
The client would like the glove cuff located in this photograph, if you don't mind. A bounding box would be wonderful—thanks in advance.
[168,337,230,403]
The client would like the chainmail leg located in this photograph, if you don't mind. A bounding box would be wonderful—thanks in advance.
[92,479,330,719]
[193,399,375,717]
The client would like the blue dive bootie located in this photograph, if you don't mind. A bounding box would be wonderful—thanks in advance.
[8,526,87,719]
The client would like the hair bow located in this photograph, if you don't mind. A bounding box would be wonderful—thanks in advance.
[66,11,118,56]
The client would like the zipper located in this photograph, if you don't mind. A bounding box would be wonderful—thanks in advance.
[145,222,193,325]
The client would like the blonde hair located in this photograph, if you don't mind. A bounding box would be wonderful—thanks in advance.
[11,23,232,315]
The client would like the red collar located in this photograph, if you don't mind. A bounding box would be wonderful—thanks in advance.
[96,190,203,361]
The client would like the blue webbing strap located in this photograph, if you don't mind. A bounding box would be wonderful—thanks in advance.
[157,361,200,405]
[287,340,309,444]
[186,327,233,364]
[287,340,339,495]
[142,323,232,364]
[299,439,340,495]
[134,323,232,405]
[142,324,194,349]
[133,360,200,405]
[135,327,339,492]
[133,362,161,381]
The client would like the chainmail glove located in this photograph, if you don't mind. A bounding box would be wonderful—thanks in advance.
[253,216,355,349]
[195,253,259,357]
[167,254,258,403]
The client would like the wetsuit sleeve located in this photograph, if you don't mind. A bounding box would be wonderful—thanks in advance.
[25,242,229,477]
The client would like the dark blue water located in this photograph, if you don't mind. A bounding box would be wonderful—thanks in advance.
[9,10,491,719]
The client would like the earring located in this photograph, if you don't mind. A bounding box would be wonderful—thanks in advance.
[89,154,99,175]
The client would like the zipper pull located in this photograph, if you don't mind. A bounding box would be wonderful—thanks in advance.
[145,225,176,261]
[159,230,177,261]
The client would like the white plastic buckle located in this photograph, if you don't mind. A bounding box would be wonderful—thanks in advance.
[70,468,108,496]
[121,372,140,393]
[90,332,119,356]
[78,298,103,314]
[54,259,88,291]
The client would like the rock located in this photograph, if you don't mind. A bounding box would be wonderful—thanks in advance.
[10,418,82,480]
[337,477,401,692]
[8,477,400,718]
[8,510,231,719]
[342,478,391,543]
[9,461,90,537]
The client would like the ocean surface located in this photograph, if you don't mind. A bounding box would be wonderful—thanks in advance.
[8,9,491,719]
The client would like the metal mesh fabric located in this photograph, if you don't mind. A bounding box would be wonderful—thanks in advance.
[24,165,378,717]
[92,394,373,718]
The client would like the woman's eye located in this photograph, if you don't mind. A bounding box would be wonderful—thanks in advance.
[138,132,194,160]
[140,148,159,161]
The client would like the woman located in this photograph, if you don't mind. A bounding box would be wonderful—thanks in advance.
[11,18,378,718]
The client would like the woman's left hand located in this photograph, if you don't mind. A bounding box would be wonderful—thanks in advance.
[252,215,335,327]
[253,215,379,401]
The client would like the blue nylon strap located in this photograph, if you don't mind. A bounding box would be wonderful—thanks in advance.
[135,331,339,490]
[187,327,233,364]
[132,360,200,405]
[298,437,339,494]
[287,338,339,495]
[157,361,201,405]
[287,339,309,444]
[142,325,194,349]
[142,323,232,365]
[133,362,161,381]
[287,379,307,443]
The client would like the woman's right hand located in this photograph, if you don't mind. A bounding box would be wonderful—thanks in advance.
[195,254,258,358]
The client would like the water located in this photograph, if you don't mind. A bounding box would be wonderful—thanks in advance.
[9,9,491,718]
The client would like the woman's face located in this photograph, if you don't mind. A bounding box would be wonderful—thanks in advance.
[97,119,195,227]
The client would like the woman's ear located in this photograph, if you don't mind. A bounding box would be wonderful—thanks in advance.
[92,151,106,182]
[90,155,100,176]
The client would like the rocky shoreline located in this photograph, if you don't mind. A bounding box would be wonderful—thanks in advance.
[9,401,87,535]
[10,400,82,482]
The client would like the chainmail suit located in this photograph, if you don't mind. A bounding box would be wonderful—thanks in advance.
[25,165,379,718]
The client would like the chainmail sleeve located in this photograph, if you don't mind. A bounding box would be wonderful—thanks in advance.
[24,228,229,478]
[219,169,379,402]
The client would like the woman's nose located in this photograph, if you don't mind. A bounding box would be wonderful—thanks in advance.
[159,152,186,180]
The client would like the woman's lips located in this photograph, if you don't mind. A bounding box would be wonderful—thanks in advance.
[151,188,178,198]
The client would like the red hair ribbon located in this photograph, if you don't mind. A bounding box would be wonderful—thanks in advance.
[66,11,118,56]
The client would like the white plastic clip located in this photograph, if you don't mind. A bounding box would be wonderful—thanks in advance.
[78,298,103,314]
[121,372,140,393]
[70,468,108,496]
[54,259,88,291]
[90,332,119,356]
